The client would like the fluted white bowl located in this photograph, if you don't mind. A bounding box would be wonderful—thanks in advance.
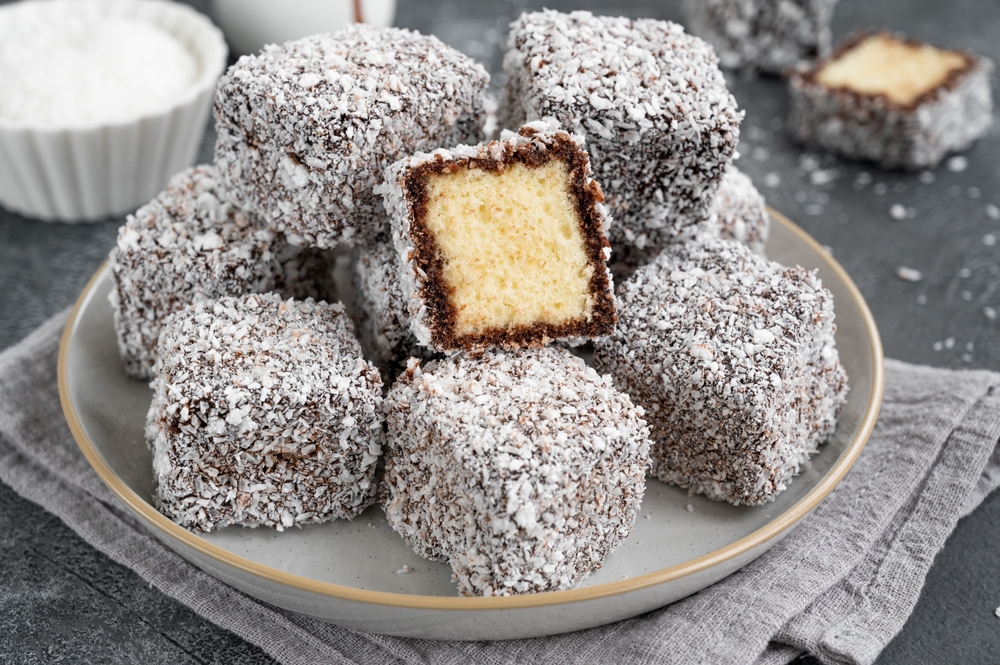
[0,0,227,222]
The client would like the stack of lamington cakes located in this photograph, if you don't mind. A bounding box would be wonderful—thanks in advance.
[108,10,846,597]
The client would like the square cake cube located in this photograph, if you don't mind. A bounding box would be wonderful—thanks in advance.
[147,293,384,532]
[379,120,616,352]
[214,25,490,248]
[382,347,650,596]
[683,0,839,73]
[609,165,769,282]
[499,10,742,249]
[595,236,847,505]
[109,165,332,380]
[789,32,994,169]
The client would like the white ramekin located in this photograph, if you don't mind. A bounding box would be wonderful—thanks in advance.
[0,0,228,222]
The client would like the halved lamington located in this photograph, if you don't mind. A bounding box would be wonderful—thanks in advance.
[214,25,490,248]
[789,32,994,169]
[379,120,616,352]
[595,236,847,506]
[352,240,438,384]
[682,0,839,73]
[382,347,649,596]
[147,293,384,533]
[608,165,769,282]
[499,10,741,249]
[109,165,332,380]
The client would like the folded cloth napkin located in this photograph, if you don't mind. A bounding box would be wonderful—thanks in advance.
[2,311,999,665]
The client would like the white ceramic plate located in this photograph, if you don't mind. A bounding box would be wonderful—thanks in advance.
[59,210,883,640]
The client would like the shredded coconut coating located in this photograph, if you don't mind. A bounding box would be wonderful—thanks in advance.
[788,33,995,169]
[702,165,770,255]
[213,24,490,248]
[609,165,769,282]
[594,236,847,506]
[682,0,839,74]
[379,118,616,352]
[147,293,384,533]
[382,347,650,596]
[109,165,334,380]
[351,240,439,384]
[498,10,742,249]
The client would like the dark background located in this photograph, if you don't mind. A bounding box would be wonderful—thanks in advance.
[1,0,998,663]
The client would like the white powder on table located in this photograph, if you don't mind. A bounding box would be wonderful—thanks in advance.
[0,10,197,126]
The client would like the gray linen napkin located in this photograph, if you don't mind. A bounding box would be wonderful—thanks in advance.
[2,311,999,665]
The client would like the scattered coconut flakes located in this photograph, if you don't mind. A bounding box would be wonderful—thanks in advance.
[890,204,907,220]
[686,504,694,512]
[395,565,414,574]
[984,234,997,247]
[947,155,969,172]
[764,172,781,187]
[896,267,923,282]
[995,606,1000,618]
[959,268,972,278]
[917,294,927,305]
[945,337,955,349]
[985,306,997,320]
[986,204,1000,220]
[810,169,837,185]
[933,341,943,351]
[919,171,935,184]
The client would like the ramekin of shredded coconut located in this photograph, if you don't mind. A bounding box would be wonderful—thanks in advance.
[0,0,227,221]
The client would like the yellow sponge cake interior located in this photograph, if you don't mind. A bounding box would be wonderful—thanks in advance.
[400,126,617,351]
[423,159,594,337]
[816,33,970,107]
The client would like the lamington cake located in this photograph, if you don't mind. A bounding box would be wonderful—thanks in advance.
[683,0,840,73]
[499,10,742,249]
[214,24,490,248]
[352,240,438,383]
[594,235,847,506]
[147,293,384,533]
[609,165,770,282]
[704,165,770,255]
[382,347,650,596]
[379,120,616,352]
[789,32,994,169]
[109,165,332,380]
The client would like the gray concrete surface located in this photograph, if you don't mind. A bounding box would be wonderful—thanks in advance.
[1,0,998,663]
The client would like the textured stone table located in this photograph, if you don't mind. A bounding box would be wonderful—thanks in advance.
[1,0,998,663]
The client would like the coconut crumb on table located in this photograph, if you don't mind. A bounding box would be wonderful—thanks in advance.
[896,267,923,282]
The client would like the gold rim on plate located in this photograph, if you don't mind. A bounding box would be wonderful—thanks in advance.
[58,208,884,611]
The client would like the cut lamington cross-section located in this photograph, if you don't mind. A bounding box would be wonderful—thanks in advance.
[789,31,994,169]
[379,120,616,352]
